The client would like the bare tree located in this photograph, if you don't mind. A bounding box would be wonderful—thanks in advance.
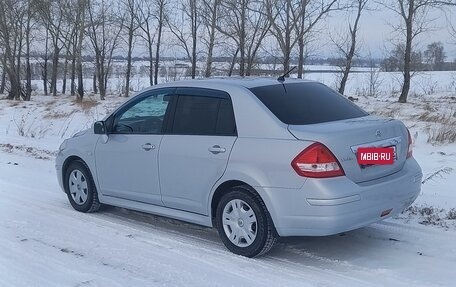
[228,47,239,76]
[87,0,124,100]
[154,0,167,85]
[42,28,50,95]
[424,41,446,70]
[381,43,423,72]
[244,1,271,76]
[367,56,382,97]
[296,0,340,78]
[217,0,271,76]
[332,0,369,95]
[136,0,156,85]
[0,55,5,94]
[450,11,456,41]
[57,0,81,96]
[122,0,140,97]
[168,0,200,79]
[23,1,37,100]
[37,0,67,97]
[76,0,87,100]
[381,0,455,103]
[0,0,27,100]
[266,0,338,75]
[55,1,77,96]
[200,0,221,77]
[36,0,86,99]
[218,0,249,76]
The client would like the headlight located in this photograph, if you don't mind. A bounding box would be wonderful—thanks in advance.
[58,140,67,152]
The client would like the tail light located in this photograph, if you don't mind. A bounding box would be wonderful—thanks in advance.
[291,142,345,178]
[407,128,413,158]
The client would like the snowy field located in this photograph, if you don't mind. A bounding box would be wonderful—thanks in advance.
[1,70,455,286]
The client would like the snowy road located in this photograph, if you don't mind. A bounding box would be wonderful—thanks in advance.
[1,151,455,287]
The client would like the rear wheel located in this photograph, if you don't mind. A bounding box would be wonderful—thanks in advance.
[216,186,277,257]
[64,161,100,213]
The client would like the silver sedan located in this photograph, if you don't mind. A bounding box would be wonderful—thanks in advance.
[56,78,422,257]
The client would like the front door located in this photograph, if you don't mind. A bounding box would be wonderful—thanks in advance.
[95,89,174,205]
[159,88,237,214]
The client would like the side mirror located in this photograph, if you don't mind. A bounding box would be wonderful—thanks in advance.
[94,121,107,134]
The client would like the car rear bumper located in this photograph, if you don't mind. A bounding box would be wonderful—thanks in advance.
[262,158,422,237]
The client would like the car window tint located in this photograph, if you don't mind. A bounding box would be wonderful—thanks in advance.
[172,96,219,135]
[249,82,368,125]
[172,95,236,136]
[216,99,236,135]
[114,93,170,134]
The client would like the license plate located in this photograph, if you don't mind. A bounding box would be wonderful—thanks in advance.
[357,147,395,165]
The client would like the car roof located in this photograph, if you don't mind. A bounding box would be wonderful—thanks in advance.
[157,77,317,90]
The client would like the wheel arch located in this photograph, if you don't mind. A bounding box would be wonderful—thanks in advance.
[210,180,248,220]
[209,179,278,233]
[62,155,95,192]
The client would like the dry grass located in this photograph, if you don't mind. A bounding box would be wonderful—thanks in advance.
[359,95,455,145]
[405,205,456,228]
[426,110,456,144]
[406,205,447,227]
[43,99,76,119]
[370,104,401,118]
[43,110,76,119]
[422,167,454,184]
[418,111,445,123]
[42,98,99,119]
[8,101,20,107]
[428,125,456,144]
[43,100,57,112]
[409,105,456,144]
[73,99,100,111]
[0,143,56,160]
[423,102,437,112]
[447,209,456,220]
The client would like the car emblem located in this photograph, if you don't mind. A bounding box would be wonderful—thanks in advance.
[375,130,382,138]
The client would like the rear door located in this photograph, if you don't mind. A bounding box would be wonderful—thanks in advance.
[159,88,237,215]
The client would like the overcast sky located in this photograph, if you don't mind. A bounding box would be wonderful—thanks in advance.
[319,4,456,60]
[133,4,456,61]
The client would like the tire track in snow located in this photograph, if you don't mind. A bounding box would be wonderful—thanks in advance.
[2,181,382,287]
[1,151,455,286]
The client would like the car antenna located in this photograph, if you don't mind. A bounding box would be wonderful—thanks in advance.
[277,66,297,82]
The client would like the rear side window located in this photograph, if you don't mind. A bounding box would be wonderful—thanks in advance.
[171,94,236,136]
[216,99,236,135]
[249,82,368,125]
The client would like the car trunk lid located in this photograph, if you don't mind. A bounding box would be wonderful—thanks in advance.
[288,116,408,183]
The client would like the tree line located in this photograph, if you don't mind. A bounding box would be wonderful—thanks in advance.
[0,0,455,103]
[381,41,455,72]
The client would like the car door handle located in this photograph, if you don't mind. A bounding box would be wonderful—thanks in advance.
[142,143,155,151]
[208,145,226,154]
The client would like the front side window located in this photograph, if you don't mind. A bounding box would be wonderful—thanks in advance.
[113,92,171,134]
[171,93,236,136]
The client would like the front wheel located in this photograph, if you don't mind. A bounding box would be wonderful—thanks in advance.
[64,160,101,213]
[216,186,277,257]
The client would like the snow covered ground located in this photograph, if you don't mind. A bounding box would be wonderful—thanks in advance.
[1,74,455,286]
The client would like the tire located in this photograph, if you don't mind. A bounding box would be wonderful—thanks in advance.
[215,185,277,257]
[64,160,101,213]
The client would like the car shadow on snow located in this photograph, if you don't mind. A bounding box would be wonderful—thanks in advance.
[99,205,404,267]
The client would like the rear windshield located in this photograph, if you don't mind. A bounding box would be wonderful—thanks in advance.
[249,82,368,125]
